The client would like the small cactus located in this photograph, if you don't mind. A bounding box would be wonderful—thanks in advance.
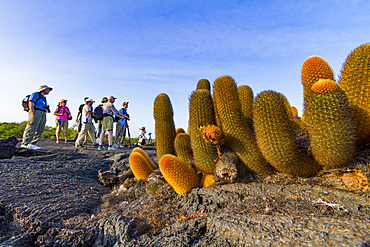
[196,79,211,90]
[159,154,200,194]
[132,147,157,170]
[201,174,216,188]
[301,56,334,101]
[154,93,176,161]
[129,152,154,181]
[174,133,193,164]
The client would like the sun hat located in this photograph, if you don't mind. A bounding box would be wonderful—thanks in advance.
[38,85,53,92]
[86,98,95,102]
[59,99,67,103]
[108,96,117,100]
[101,97,108,102]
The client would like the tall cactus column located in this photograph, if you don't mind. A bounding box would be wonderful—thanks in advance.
[213,76,276,176]
[154,93,176,161]
[254,90,321,177]
[339,43,370,144]
[305,79,357,169]
[189,89,219,174]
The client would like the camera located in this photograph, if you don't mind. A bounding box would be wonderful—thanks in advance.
[44,105,51,113]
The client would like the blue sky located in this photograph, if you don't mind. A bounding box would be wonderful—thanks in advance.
[0,1,369,138]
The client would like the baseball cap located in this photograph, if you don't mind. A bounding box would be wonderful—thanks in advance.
[59,99,67,103]
[101,97,108,102]
[108,96,117,100]
[86,98,95,102]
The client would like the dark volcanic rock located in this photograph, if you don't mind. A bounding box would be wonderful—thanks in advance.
[1,138,370,246]
[0,136,18,159]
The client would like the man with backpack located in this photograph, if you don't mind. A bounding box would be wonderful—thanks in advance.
[20,85,52,150]
[75,98,98,148]
[93,97,107,141]
[98,96,126,151]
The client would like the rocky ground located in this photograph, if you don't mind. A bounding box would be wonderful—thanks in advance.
[0,138,369,246]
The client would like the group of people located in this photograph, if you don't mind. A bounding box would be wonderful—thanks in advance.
[20,84,132,151]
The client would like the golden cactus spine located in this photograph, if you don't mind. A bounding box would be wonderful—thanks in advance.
[339,43,370,144]
[154,93,176,161]
[196,79,211,90]
[305,79,357,169]
[129,152,154,181]
[213,76,275,176]
[237,85,254,128]
[159,154,200,194]
[189,89,219,174]
[132,147,157,170]
[174,133,193,164]
[253,91,320,177]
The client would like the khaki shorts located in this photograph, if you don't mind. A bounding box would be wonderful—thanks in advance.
[101,116,113,131]
[56,119,68,133]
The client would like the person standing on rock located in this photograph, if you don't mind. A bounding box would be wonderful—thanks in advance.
[75,98,98,148]
[75,97,89,144]
[98,96,126,151]
[54,99,72,144]
[114,101,130,147]
[21,84,53,150]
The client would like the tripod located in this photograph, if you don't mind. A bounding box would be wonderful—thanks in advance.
[117,124,131,149]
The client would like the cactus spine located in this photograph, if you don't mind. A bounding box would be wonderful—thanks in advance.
[174,133,193,164]
[213,76,276,176]
[129,152,154,181]
[159,154,200,194]
[253,91,320,177]
[305,79,357,169]
[339,43,370,144]
[237,85,254,128]
[189,89,219,174]
[154,93,176,161]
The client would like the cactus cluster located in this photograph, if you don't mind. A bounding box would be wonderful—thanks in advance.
[149,43,369,194]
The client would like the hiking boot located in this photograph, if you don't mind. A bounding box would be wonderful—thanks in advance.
[108,146,118,151]
[83,141,88,145]
[98,145,106,151]
[28,144,41,150]
[93,143,99,147]
[75,144,84,148]
[20,144,30,149]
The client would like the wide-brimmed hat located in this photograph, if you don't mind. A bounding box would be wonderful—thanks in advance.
[139,126,146,130]
[38,85,53,92]
[86,98,95,102]
[101,97,108,102]
[108,96,117,100]
[59,99,67,103]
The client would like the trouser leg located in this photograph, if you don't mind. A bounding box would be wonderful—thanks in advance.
[86,123,97,144]
[31,112,46,144]
[76,123,89,146]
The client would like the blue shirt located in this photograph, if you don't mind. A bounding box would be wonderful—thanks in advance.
[116,108,128,127]
[29,92,47,111]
